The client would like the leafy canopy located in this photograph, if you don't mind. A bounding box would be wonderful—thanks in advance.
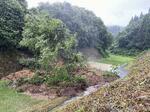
[0,0,26,49]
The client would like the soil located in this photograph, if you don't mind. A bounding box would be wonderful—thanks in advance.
[1,61,118,100]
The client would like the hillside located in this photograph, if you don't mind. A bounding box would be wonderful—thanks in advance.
[38,2,112,56]
[54,52,150,112]
[111,10,150,55]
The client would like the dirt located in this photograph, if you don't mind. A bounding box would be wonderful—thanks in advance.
[2,69,34,81]
[87,61,112,71]
[1,52,118,102]
[0,51,23,78]
[53,52,150,112]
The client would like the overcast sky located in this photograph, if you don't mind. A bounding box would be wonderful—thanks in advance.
[26,0,150,26]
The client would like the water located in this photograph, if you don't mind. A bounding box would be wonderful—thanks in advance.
[50,64,129,111]
[115,64,129,78]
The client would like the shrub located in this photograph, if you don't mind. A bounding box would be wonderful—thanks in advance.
[29,72,45,85]
[16,77,29,86]
[19,58,40,69]
[46,67,71,86]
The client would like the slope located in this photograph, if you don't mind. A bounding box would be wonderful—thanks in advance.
[54,52,150,112]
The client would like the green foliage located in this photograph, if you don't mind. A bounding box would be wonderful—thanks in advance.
[19,58,40,69]
[49,67,70,85]
[38,2,112,55]
[29,72,45,85]
[19,10,85,86]
[46,67,86,87]
[20,10,81,70]
[112,10,150,55]
[0,0,26,50]
[16,77,29,86]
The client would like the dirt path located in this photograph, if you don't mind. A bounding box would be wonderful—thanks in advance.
[87,61,112,71]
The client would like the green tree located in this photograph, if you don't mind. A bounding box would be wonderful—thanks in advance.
[20,10,82,71]
[111,9,150,55]
[38,2,112,56]
[0,0,26,50]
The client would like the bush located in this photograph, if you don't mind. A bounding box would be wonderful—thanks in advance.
[19,58,40,69]
[29,72,45,85]
[46,67,71,86]
[16,77,29,86]
[73,76,86,85]
[46,67,86,87]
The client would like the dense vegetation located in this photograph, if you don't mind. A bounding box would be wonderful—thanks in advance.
[19,9,85,86]
[38,2,112,56]
[111,10,150,55]
[0,0,26,50]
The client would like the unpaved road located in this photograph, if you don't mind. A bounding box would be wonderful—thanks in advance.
[87,61,112,71]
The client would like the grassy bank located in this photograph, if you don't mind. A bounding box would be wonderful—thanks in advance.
[99,54,135,65]
[0,81,44,112]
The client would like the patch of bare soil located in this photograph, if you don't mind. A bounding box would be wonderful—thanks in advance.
[87,61,112,71]
[2,67,118,101]
[2,69,34,81]
[0,51,23,78]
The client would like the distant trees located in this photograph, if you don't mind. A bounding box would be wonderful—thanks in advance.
[0,0,26,50]
[107,26,124,36]
[111,9,150,55]
[38,2,112,56]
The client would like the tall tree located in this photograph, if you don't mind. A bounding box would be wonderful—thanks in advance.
[0,0,26,49]
[112,10,150,55]
[38,2,112,56]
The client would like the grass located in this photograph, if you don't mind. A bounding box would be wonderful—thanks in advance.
[99,54,135,65]
[0,81,44,112]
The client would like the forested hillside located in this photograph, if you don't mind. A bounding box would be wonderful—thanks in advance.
[38,2,112,56]
[111,10,150,55]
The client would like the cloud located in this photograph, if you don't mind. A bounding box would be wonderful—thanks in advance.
[26,0,150,26]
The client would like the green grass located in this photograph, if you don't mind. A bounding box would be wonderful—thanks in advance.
[99,54,135,65]
[0,81,44,112]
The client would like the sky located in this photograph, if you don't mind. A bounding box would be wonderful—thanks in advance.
[26,0,150,26]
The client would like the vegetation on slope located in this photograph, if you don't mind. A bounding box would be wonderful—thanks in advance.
[111,10,150,56]
[38,2,112,56]
[54,52,150,112]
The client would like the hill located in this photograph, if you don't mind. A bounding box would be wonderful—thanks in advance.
[38,2,112,56]
[54,52,150,112]
[111,10,150,55]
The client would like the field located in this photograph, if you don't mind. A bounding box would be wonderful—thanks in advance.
[0,81,44,112]
[99,54,135,65]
